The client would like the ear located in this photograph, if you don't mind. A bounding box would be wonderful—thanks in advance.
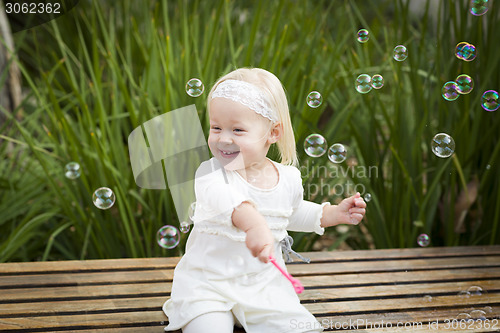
[268,122,282,144]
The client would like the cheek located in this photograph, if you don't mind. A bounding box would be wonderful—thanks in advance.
[208,131,216,142]
[207,134,216,149]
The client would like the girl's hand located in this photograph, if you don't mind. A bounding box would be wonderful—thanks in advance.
[337,192,366,225]
[245,224,274,263]
[321,192,366,227]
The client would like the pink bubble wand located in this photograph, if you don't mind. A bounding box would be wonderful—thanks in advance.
[269,255,304,294]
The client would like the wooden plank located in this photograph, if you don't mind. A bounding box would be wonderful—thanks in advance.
[299,267,500,287]
[305,293,500,315]
[73,328,177,333]
[0,257,179,275]
[327,322,499,333]
[0,270,172,288]
[0,311,167,331]
[0,297,166,317]
[0,282,172,302]
[73,327,245,333]
[300,245,500,261]
[300,280,500,302]
[74,328,176,333]
[287,256,500,276]
[318,306,500,330]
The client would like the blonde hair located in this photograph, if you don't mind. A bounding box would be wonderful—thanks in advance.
[207,68,298,166]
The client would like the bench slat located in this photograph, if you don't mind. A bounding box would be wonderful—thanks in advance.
[0,311,166,331]
[300,245,500,261]
[287,256,500,276]
[300,267,500,287]
[0,257,179,275]
[0,270,172,288]
[319,306,500,328]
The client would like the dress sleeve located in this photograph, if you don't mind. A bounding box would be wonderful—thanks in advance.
[192,159,256,226]
[286,167,328,235]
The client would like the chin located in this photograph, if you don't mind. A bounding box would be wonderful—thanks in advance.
[217,155,246,171]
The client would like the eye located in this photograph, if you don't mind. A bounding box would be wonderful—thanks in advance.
[234,128,245,133]
[210,125,221,131]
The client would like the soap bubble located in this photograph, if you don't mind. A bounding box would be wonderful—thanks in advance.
[304,134,327,157]
[431,133,455,158]
[481,90,499,111]
[455,42,476,61]
[393,45,408,61]
[185,78,204,97]
[470,310,487,320]
[483,306,493,313]
[156,225,180,249]
[364,193,372,202]
[64,162,81,179]
[470,0,489,16]
[307,91,322,108]
[92,187,116,210]
[371,74,384,89]
[423,295,433,302]
[355,74,372,94]
[455,74,474,94]
[327,143,347,163]
[417,233,430,247]
[357,29,369,43]
[458,290,471,298]
[456,313,472,320]
[180,221,191,233]
[442,81,459,101]
[462,44,477,61]
[467,285,484,296]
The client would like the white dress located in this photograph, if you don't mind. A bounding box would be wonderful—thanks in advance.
[163,158,328,333]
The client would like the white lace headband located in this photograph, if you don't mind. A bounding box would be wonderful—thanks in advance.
[211,79,278,122]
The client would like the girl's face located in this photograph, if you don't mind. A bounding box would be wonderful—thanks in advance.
[208,97,278,171]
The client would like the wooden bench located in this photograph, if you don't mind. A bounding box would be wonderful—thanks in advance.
[0,245,499,332]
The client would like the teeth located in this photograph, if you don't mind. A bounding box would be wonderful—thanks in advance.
[221,150,237,155]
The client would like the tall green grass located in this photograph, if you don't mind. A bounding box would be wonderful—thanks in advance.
[1,0,499,262]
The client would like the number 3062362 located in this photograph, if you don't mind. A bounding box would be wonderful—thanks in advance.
[5,2,61,14]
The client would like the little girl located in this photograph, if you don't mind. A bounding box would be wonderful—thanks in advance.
[163,68,366,333]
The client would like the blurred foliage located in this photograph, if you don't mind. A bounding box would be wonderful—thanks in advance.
[0,0,499,262]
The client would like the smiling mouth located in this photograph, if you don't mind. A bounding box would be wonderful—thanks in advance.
[219,149,240,158]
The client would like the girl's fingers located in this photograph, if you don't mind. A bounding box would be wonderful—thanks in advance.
[349,208,366,215]
[350,213,364,224]
[354,198,366,208]
[258,244,272,263]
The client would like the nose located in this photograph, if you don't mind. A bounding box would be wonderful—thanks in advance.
[219,130,233,144]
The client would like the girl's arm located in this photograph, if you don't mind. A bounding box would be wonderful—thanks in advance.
[287,193,366,233]
[232,201,274,263]
[320,193,366,228]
